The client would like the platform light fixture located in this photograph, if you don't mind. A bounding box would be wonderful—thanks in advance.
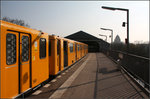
[100,28,113,44]
[101,6,129,47]
[99,34,107,42]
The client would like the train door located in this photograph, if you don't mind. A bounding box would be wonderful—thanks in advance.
[20,33,30,93]
[3,32,31,98]
[3,32,19,98]
[57,40,61,71]
[63,41,68,67]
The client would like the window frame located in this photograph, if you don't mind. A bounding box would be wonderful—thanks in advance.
[39,38,46,59]
[69,43,73,53]
[6,33,17,65]
[21,35,29,62]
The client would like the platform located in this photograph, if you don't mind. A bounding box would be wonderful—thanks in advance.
[26,53,148,99]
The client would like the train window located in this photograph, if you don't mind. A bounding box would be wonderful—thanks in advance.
[6,33,16,65]
[57,40,60,55]
[49,40,51,56]
[40,38,46,59]
[70,43,73,53]
[22,36,29,62]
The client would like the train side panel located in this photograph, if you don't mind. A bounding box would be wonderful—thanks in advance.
[0,20,88,98]
[31,32,49,88]
[0,21,49,98]
[0,24,19,98]
[49,36,64,76]
[49,37,57,75]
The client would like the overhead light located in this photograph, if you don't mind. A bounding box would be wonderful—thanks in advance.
[122,22,126,27]
[102,6,116,11]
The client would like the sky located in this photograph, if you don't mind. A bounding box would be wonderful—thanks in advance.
[1,1,149,43]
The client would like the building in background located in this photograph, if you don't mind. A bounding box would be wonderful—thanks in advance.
[114,35,121,43]
[65,31,110,52]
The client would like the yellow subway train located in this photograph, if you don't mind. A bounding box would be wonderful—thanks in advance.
[0,20,88,98]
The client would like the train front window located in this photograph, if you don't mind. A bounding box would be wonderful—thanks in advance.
[40,38,46,59]
[6,33,16,65]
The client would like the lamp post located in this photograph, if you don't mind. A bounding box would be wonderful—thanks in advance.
[101,6,129,50]
[99,34,107,42]
[100,28,113,44]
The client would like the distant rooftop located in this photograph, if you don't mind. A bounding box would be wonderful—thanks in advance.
[65,30,104,42]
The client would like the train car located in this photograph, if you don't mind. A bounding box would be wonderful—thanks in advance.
[49,36,77,77]
[0,20,88,98]
[49,35,64,76]
[49,37,87,76]
[0,20,49,98]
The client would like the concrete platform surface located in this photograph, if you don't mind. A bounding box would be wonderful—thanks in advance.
[26,53,148,99]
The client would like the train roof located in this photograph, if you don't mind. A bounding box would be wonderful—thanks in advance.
[49,34,87,45]
[0,20,48,35]
[1,20,88,46]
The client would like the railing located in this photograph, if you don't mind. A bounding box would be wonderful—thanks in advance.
[103,50,150,92]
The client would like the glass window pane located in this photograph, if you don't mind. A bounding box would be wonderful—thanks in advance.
[22,36,29,62]
[70,43,73,53]
[40,38,46,59]
[6,33,16,65]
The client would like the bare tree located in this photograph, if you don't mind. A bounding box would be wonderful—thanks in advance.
[2,17,30,28]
